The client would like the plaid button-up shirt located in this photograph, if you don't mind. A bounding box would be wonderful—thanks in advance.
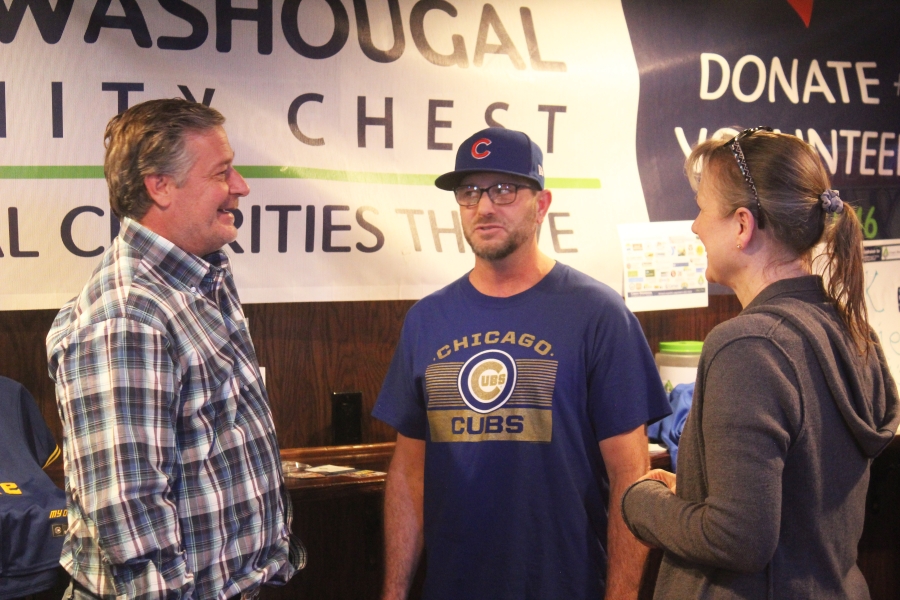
[47,218,305,600]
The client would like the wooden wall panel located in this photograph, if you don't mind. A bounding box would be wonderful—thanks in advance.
[243,301,415,447]
[0,308,61,443]
[635,293,743,357]
[0,295,743,452]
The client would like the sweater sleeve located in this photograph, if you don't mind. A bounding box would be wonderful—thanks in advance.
[621,336,800,572]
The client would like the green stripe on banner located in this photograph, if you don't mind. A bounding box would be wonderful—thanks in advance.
[239,166,600,189]
[237,166,437,185]
[0,166,104,179]
[0,165,601,189]
[546,177,601,189]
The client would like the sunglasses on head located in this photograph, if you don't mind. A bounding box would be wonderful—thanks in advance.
[725,126,773,229]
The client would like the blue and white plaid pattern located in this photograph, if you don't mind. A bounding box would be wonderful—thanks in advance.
[47,218,305,600]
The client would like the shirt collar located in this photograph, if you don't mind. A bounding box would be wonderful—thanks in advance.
[120,217,231,291]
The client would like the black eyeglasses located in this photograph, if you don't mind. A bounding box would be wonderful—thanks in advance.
[453,183,535,207]
[725,126,772,229]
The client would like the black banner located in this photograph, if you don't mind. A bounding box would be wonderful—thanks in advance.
[623,0,900,239]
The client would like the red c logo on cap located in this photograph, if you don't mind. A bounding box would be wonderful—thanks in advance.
[471,138,492,159]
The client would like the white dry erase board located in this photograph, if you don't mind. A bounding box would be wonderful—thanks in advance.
[863,240,900,385]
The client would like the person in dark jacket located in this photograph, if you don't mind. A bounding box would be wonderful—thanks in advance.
[621,127,900,599]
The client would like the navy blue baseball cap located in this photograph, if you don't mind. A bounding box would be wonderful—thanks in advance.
[435,128,545,191]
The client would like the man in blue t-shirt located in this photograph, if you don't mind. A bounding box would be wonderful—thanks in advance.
[373,128,670,600]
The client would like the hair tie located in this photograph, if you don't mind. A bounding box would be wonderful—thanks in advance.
[820,189,843,215]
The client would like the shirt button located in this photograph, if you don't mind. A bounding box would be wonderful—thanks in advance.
[190,286,197,293]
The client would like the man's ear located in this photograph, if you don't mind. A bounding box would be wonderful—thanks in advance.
[535,189,552,224]
[144,174,174,208]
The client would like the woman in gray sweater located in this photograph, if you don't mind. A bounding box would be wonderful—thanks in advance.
[621,128,900,599]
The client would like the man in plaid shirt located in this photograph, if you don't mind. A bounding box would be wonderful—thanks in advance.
[47,99,304,600]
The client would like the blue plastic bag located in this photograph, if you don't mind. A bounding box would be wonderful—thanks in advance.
[647,382,694,472]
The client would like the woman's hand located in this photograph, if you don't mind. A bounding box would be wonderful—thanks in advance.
[638,469,676,494]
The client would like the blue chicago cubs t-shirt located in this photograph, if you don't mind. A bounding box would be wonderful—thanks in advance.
[0,377,67,599]
[374,263,670,600]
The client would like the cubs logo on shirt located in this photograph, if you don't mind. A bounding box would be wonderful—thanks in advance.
[458,350,516,413]
[426,354,557,443]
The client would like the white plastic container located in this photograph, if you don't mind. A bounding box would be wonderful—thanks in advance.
[655,341,702,394]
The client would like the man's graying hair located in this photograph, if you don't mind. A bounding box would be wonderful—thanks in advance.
[104,98,225,220]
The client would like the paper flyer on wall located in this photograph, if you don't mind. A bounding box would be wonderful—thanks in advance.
[617,220,708,312]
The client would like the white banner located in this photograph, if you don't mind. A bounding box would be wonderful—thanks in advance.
[0,0,649,309]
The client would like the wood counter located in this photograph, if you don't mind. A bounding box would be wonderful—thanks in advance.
[279,442,672,501]
[270,440,900,600]
[265,443,396,600]
[44,440,900,600]
[280,443,395,502]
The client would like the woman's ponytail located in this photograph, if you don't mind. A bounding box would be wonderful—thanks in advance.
[820,199,871,355]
